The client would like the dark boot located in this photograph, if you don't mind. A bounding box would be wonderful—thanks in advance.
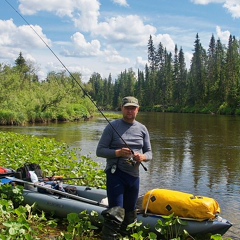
[119,210,137,237]
[101,206,125,240]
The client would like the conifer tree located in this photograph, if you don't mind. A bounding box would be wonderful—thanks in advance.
[225,35,240,108]
[188,33,207,105]
[148,35,156,71]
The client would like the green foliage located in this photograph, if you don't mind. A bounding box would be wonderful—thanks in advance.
[95,112,122,120]
[0,59,96,125]
[63,211,99,239]
[0,131,106,239]
[0,131,106,188]
[0,110,18,125]
[0,185,36,239]
[125,221,157,239]
[0,185,60,239]
[0,179,102,239]
[155,213,190,240]
[210,234,232,240]
[0,184,24,208]
[218,102,235,115]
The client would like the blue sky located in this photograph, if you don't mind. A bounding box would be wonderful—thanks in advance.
[0,0,239,82]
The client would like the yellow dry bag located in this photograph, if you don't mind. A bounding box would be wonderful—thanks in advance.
[142,189,220,220]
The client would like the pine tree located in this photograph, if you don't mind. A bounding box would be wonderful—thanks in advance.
[188,33,207,106]
[225,35,240,108]
[148,35,156,71]
[206,34,216,104]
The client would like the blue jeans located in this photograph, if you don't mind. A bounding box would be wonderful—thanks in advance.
[106,168,139,212]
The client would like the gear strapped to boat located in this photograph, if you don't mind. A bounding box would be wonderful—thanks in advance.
[142,189,220,220]
[17,163,44,182]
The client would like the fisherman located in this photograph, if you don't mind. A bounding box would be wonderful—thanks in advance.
[96,96,152,239]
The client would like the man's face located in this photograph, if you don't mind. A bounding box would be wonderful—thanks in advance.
[122,106,139,121]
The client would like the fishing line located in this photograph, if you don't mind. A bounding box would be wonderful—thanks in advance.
[4,0,147,171]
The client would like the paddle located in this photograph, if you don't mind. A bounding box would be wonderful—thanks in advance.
[6,177,107,207]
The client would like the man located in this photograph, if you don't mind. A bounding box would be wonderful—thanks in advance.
[96,96,152,239]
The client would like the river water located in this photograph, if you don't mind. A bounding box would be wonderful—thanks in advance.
[0,112,239,239]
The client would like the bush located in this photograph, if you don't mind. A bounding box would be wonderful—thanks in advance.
[218,102,235,115]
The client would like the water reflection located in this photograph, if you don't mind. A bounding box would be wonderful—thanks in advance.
[138,113,240,239]
[0,112,239,239]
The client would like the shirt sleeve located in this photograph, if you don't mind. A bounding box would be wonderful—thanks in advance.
[142,126,152,161]
[96,124,117,158]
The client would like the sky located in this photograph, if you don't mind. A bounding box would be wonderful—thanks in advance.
[0,0,240,82]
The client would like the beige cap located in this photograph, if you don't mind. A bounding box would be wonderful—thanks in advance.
[122,96,139,107]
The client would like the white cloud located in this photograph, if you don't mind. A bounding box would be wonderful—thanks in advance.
[66,65,93,81]
[216,26,230,43]
[112,0,129,7]
[19,0,101,32]
[17,1,169,54]
[3,0,238,83]
[184,52,193,69]
[134,56,147,70]
[95,15,156,46]
[62,33,131,66]
[18,25,52,48]
[67,32,102,57]
[0,7,175,81]
[0,19,51,49]
[224,0,240,18]
[191,0,225,4]
[43,61,92,82]
[19,0,73,16]
[105,54,130,64]
[153,34,176,52]
[19,0,153,46]
[0,46,19,61]
[71,1,100,32]
[24,53,36,63]
[0,18,51,63]
[0,19,15,45]
[191,0,240,18]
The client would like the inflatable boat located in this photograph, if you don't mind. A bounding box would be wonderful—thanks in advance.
[1,177,232,238]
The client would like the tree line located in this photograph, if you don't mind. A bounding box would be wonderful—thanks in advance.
[1,33,240,125]
[0,52,95,125]
[89,33,240,115]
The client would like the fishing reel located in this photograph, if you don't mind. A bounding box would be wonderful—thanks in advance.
[126,157,137,166]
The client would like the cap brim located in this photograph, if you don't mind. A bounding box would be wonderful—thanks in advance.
[123,103,139,107]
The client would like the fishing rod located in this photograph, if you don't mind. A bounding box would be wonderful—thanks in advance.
[6,177,107,206]
[47,176,85,181]
[4,0,147,171]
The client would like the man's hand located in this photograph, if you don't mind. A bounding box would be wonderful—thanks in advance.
[115,148,132,158]
[133,153,146,162]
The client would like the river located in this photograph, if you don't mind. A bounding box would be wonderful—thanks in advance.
[0,112,239,239]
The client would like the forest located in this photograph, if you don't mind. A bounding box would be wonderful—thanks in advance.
[0,33,240,125]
